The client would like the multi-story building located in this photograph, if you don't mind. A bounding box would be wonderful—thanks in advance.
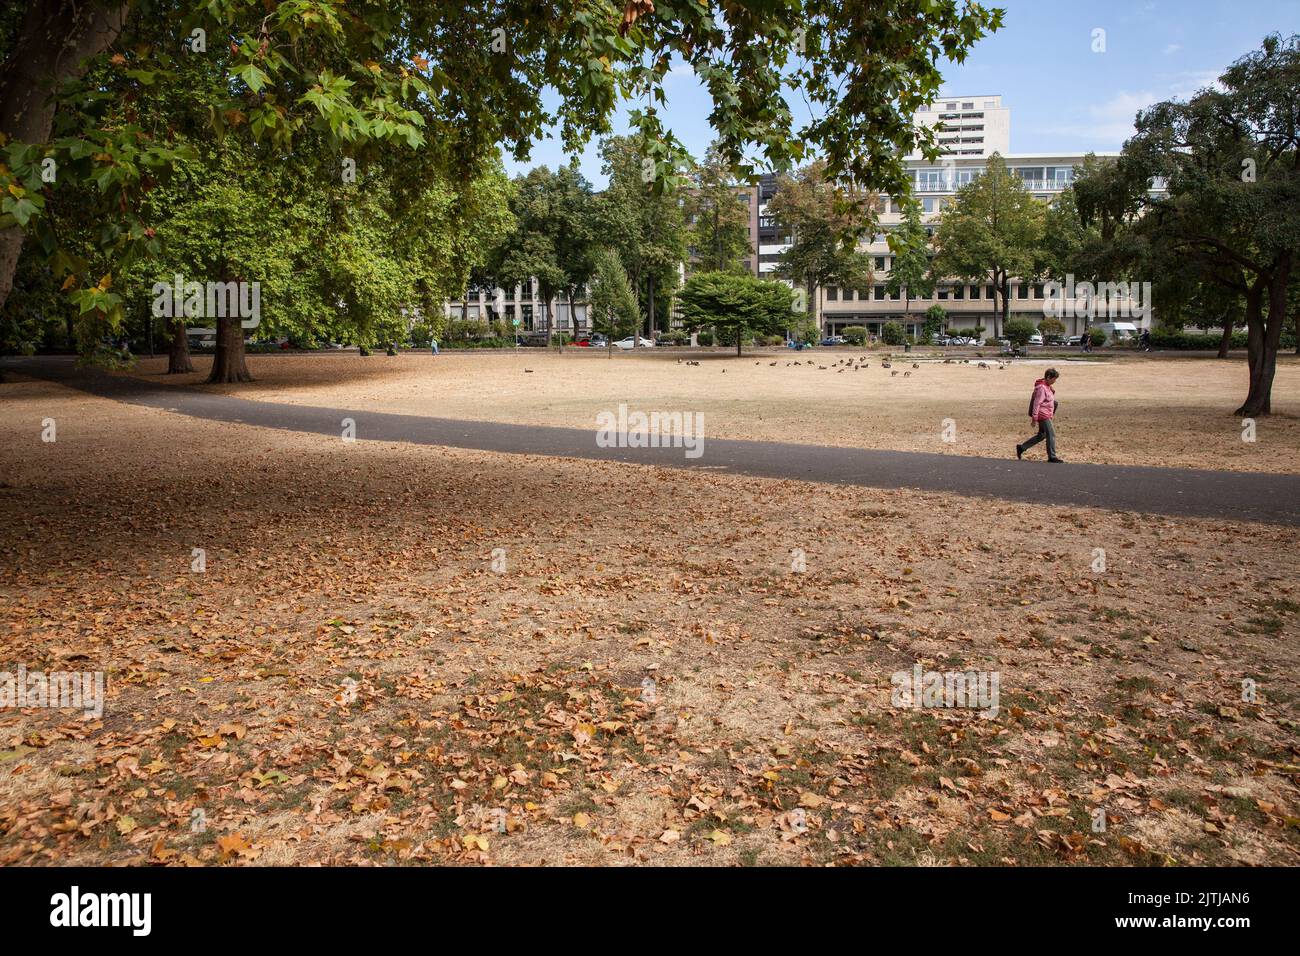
[908,95,1011,159]
[818,151,1134,340]
[445,278,588,335]
[740,96,1160,339]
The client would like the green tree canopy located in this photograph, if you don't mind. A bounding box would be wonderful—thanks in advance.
[1,0,1004,352]
[930,153,1044,338]
[684,142,752,274]
[676,270,794,356]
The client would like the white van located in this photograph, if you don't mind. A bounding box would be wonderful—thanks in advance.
[1093,322,1139,344]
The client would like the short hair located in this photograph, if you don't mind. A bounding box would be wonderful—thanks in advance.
[1045,368,1059,379]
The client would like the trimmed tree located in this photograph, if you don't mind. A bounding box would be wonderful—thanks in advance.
[676,271,794,356]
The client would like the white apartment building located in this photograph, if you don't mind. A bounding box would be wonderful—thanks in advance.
[818,150,1160,340]
[908,95,1011,159]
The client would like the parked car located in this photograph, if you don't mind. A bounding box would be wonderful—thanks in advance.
[820,335,846,346]
[613,336,655,349]
[1065,334,1085,346]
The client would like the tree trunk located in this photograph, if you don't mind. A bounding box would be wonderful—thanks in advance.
[1216,314,1233,360]
[1235,259,1290,417]
[982,277,993,340]
[167,321,193,374]
[207,314,252,383]
[999,275,1010,341]
[648,273,655,344]
[0,1,130,314]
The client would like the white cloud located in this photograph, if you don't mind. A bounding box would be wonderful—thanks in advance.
[1164,43,1182,56]
[1037,71,1222,147]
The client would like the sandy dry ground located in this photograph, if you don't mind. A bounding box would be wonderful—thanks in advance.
[1,376,1297,867]
[124,349,1300,473]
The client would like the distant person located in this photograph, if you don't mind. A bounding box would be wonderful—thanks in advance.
[430,338,439,355]
[1016,368,1064,463]
[1140,329,1151,351]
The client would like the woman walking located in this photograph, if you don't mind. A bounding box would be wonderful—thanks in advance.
[1016,368,1064,463]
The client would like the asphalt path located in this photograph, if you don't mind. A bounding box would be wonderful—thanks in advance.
[9,358,1299,526]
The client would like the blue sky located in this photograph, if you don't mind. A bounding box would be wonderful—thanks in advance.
[502,0,1296,186]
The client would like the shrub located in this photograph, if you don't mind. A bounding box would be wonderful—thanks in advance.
[842,325,867,346]
[1088,328,1106,346]
[881,321,906,345]
[1146,328,1259,349]
[696,329,715,346]
[1003,319,1037,346]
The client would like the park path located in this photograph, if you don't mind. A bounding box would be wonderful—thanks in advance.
[10,358,1300,526]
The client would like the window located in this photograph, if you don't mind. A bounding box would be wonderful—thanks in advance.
[945,102,957,110]
[918,168,947,190]
[922,197,937,213]
[953,285,965,300]
[875,256,886,270]
[1017,283,1029,300]
[962,102,974,109]
[826,287,838,301]
[874,286,885,301]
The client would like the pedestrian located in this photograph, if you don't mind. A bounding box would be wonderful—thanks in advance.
[1016,368,1064,463]
[430,337,439,355]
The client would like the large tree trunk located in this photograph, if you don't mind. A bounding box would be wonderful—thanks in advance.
[207,314,252,383]
[1235,258,1290,417]
[0,1,130,314]
[167,320,193,374]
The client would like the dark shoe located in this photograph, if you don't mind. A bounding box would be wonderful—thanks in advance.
[1015,444,1024,460]
[1048,457,1065,463]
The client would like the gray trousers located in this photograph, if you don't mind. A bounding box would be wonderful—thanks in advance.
[1021,419,1057,458]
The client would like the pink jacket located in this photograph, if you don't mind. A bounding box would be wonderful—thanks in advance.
[1029,379,1056,421]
